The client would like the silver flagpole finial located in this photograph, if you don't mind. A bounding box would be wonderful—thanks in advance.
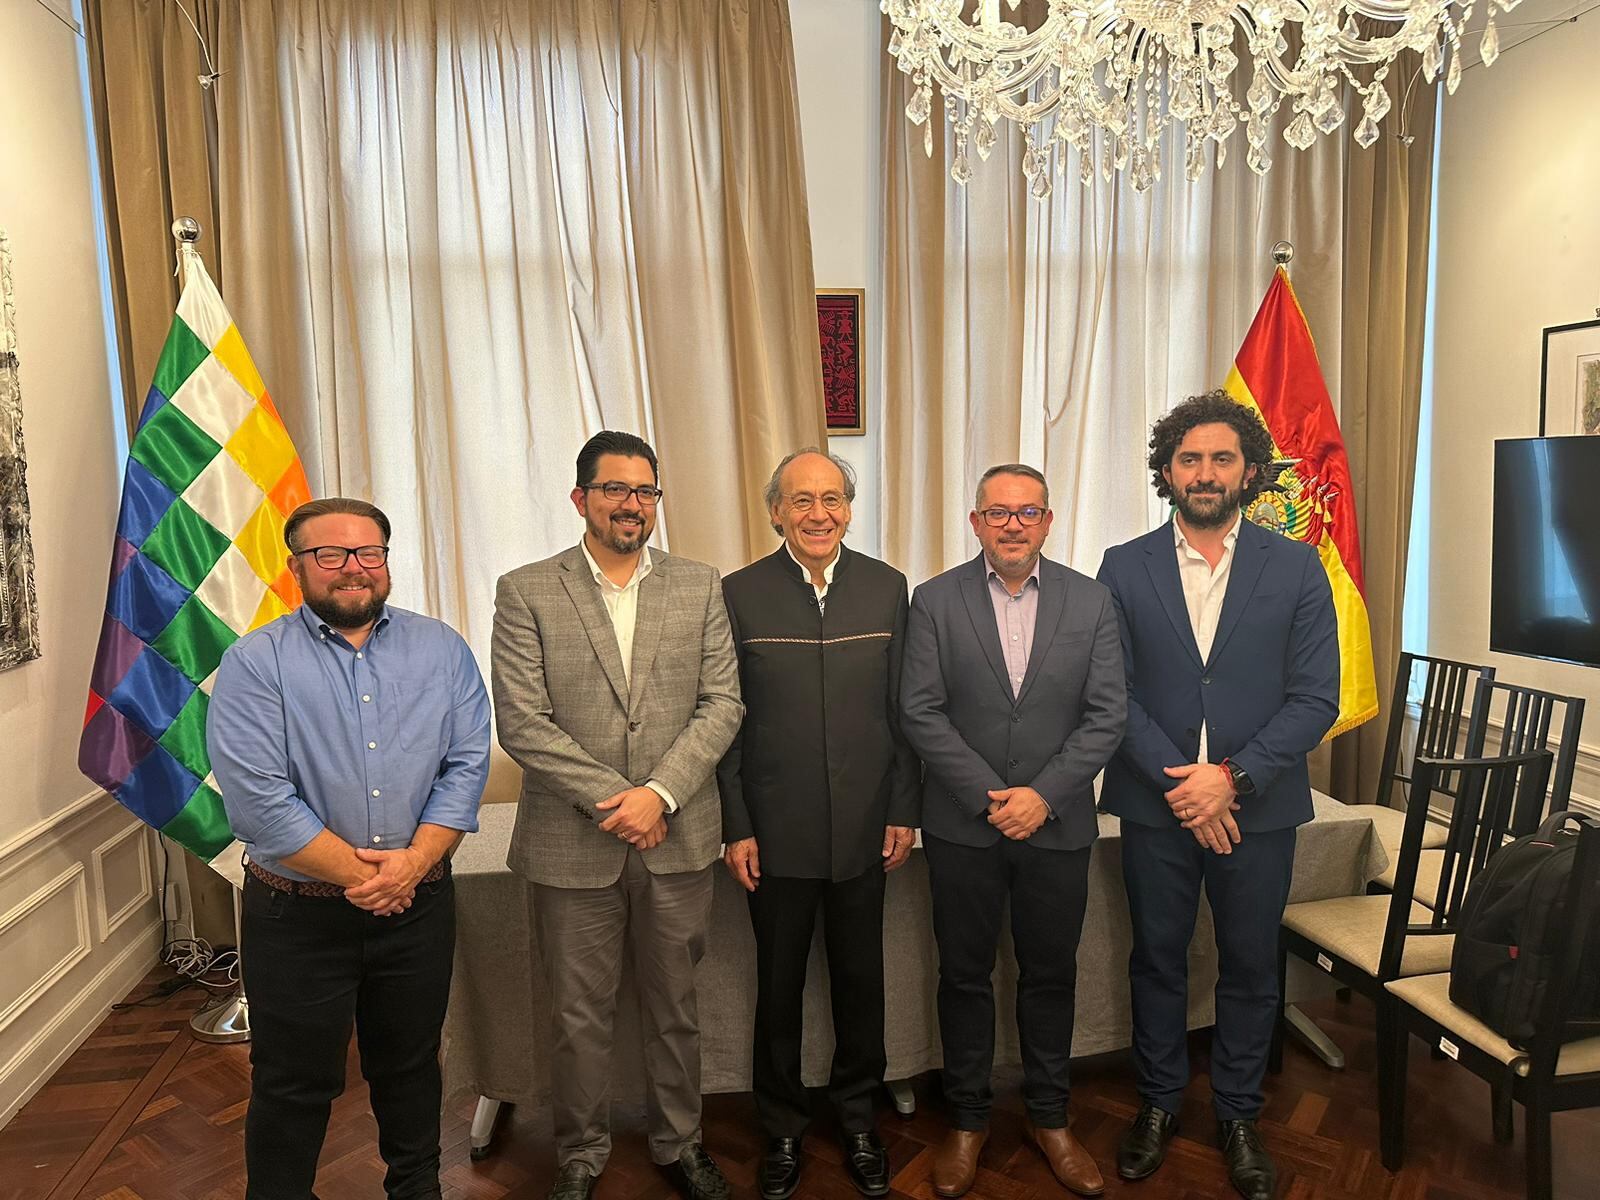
[172,217,202,245]
[1270,240,1294,266]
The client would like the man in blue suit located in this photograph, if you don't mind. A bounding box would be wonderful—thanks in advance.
[902,464,1126,1199]
[1096,392,1339,1200]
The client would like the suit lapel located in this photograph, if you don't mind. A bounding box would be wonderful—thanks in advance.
[558,548,630,710]
[1143,525,1204,670]
[1015,561,1066,707]
[627,555,667,714]
[959,558,1014,702]
[1208,521,1269,667]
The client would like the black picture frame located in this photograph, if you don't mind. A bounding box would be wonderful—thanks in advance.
[1537,317,1600,437]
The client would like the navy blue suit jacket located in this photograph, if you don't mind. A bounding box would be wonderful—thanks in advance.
[1095,519,1339,832]
[900,554,1127,852]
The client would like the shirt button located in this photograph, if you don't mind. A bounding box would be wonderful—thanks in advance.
[373,836,383,844]
[371,789,381,797]
[356,652,364,659]
[319,634,326,641]
[368,741,377,750]
[362,694,371,702]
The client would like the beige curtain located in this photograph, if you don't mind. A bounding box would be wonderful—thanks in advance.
[881,19,1346,586]
[1329,80,1440,806]
[86,0,824,642]
[83,0,223,433]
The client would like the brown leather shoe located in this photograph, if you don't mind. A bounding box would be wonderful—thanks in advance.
[930,1128,988,1198]
[1025,1122,1105,1197]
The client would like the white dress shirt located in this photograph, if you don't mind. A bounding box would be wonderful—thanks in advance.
[786,542,839,614]
[1174,513,1241,764]
[579,540,677,812]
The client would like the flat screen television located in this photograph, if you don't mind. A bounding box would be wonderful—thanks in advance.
[1491,436,1600,668]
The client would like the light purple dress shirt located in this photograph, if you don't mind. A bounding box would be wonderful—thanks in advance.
[986,560,1041,698]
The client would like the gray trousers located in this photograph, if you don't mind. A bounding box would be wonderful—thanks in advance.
[532,853,715,1172]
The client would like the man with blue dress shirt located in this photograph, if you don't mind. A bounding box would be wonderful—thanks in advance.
[209,497,490,1200]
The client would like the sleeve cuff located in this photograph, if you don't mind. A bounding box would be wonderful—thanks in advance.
[645,780,679,814]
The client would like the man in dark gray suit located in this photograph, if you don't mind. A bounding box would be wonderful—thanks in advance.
[492,431,743,1200]
[901,464,1126,1200]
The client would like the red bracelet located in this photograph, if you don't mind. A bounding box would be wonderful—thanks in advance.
[1216,762,1235,793]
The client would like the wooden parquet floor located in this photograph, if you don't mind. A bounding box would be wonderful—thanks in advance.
[4,968,1598,1200]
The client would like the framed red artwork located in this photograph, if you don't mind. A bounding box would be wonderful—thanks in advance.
[816,288,866,435]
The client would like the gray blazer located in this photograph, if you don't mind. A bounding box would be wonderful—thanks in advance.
[900,553,1127,852]
[492,545,743,888]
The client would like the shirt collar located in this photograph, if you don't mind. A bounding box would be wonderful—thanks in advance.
[580,539,653,589]
[1173,512,1242,554]
[296,599,391,644]
[986,558,1041,592]
[785,542,840,586]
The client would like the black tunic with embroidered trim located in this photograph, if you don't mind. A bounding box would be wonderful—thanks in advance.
[717,544,921,881]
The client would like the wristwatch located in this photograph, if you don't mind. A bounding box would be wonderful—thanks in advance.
[1222,757,1256,796]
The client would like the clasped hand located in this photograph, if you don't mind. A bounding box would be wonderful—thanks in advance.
[597,786,668,850]
[1163,763,1241,855]
[986,786,1050,840]
[345,846,427,916]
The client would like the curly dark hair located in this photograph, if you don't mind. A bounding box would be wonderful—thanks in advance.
[1147,390,1275,504]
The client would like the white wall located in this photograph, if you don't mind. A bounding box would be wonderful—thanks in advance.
[790,0,883,557]
[0,0,162,1125]
[1426,12,1600,806]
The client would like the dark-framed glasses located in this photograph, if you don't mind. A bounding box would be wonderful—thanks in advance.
[979,506,1047,527]
[784,492,847,513]
[584,482,663,505]
[298,545,390,570]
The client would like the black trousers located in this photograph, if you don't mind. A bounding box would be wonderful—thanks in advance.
[923,832,1091,1130]
[240,871,456,1200]
[1120,822,1297,1121]
[746,867,887,1137]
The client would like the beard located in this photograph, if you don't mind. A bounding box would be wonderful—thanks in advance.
[990,534,1042,573]
[589,510,652,554]
[1174,483,1244,530]
[304,575,391,630]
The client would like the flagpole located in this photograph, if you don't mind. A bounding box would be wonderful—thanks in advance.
[168,215,252,1045]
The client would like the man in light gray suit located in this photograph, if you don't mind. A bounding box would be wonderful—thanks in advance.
[900,464,1126,1200]
[492,431,743,1200]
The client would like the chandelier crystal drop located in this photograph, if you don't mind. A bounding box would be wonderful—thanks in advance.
[882,0,1504,195]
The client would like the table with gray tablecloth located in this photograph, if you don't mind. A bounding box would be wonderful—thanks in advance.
[442,793,1386,1109]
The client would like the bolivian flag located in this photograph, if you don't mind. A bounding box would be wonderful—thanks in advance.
[79,248,310,869]
[1224,266,1379,739]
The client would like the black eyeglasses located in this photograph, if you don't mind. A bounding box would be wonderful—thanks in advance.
[978,506,1047,527]
[297,545,390,570]
[583,482,663,505]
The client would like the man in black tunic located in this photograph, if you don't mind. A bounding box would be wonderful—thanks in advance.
[718,449,920,1200]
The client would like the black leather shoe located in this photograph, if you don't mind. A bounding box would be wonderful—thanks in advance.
[549,1163,597,1200]
[1116,1103,1179,1181]
[662,1143,731,1200]
[842,1130,890,1197]
[1219,1119,1276,1200]
[759,1137,803,1200]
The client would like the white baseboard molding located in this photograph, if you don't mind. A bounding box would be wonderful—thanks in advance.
[0,915,162,1127]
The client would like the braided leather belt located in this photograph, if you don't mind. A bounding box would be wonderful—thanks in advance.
[247,858,447,898]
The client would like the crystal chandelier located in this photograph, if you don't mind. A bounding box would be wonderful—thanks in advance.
[882,0,1507,194]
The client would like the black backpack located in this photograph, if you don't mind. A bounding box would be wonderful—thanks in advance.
[1448,810,1600,1048]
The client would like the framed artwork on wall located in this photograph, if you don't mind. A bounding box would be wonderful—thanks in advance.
[817,288,866,436]
[0,229,40,670]
[1539,317,1600,437]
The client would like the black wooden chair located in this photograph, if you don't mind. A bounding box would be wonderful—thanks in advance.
[1379,805,1600,1200]
[1361,651,1495,876]
[1382,679,1585,903]
[1273,748,1554,1077]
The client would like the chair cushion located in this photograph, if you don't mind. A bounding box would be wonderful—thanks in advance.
[1282,895,1453,977]
[1375,848,1450,905]
[1364,804,1450,858]
[1385,972,1600,1078]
